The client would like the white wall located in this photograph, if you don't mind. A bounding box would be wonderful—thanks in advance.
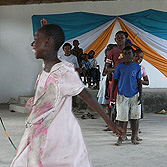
[0,0,167,103]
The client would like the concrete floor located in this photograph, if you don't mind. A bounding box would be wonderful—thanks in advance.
[0,107,167,167]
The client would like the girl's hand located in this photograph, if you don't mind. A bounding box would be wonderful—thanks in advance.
[41,18,49,27]
[108,123,124,137]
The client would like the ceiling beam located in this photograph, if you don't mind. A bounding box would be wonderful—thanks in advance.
[0,0,114,6]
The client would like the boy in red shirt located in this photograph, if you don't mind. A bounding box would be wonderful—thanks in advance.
[105,31,127,128]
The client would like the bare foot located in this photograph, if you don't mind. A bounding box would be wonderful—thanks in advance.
[136,136,142,141]
[115,137,122,146]
[131,139,140,145]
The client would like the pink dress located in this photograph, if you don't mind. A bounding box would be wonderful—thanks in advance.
[141,65,147,77]
[10,61,91,167]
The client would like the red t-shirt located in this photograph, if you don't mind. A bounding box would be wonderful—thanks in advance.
[106,47,124,68]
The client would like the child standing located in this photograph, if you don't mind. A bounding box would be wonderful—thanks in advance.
[111,46,142,146]
[134,49,149,86]
[97,44,116,105]
[103,44,117,100]
[134,48,149,141]
[59,42,80,72]
[88,50,100,90]
[105,31,127,127]
[10,24,124,166]
[81,53,92,86]
[71,39,83,65]
[101,44,117,131]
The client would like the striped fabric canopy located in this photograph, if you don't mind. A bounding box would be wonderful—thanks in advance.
[32,9,167,77]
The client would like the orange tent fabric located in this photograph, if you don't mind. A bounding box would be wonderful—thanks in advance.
[85,19,117,58]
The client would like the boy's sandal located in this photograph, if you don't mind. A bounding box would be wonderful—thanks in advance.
[103,127,111,131]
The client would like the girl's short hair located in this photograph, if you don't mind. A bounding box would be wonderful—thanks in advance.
[115,31,128,38]
[123,46,135,55]
[39,24,65,51]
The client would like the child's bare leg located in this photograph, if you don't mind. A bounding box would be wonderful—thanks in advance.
[87,76,91,87]
[115,121,127,146]
[115,137,122,146]
[87,71,91,87]
[112,112,116,122]
[103,107,112,131]
[110,108,117,132]
[111,105,116,123]
[105,76,109,99]
[82,68,86,84]
[96,80,99,90]
[108,107,111,120]
[136,120,142,141]
[130,119,139,145]
[122,122,128,141]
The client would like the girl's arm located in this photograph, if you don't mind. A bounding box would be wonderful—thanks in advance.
[79,88,124,137]
[102,63,107,76]
[106,63,116,73]
[111,79,118,101]
[137,78,142,104]
[142,75,149,85]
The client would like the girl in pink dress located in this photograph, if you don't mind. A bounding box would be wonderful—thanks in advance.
[10,24,124,167]
[134,49,149,141]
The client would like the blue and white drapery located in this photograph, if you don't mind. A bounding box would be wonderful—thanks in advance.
[32,9,167,78]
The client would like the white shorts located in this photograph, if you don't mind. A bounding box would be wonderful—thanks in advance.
[116,94,141,122]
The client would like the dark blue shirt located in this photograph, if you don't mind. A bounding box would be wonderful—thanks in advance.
[113,62,142,97]
[81,60,91,70]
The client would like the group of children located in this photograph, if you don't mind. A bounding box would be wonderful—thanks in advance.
[59,40,100,89]
[101,30,149,146]
[81,50,100,89]
[60,40,100,90]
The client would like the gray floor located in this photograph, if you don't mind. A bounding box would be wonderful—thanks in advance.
[0,108,167,167]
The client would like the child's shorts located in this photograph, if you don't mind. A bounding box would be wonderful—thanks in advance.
[116,94,141,122]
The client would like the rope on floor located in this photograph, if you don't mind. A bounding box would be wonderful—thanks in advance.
[0,115,18,152]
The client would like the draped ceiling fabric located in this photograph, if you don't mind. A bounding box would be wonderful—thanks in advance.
[32,9,167,77]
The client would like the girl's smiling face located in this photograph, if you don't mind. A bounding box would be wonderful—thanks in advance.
[134,51,144,64]
[31,30,48,59]
[115,33,126,46]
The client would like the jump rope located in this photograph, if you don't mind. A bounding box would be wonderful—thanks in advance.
[0,115,18,152]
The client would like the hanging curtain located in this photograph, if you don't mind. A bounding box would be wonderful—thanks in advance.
[85,18,117,58]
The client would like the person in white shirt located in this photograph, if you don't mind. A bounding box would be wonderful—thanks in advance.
[59,43,80,73]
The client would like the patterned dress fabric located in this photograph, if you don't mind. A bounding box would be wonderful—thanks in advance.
[10,61,91,167]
